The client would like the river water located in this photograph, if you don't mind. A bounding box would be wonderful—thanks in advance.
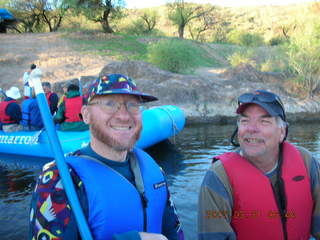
[1,123,320,240]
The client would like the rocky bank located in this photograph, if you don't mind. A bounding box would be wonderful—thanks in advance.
[1,33,320,124]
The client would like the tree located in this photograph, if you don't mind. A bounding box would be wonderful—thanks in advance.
[140,9,159,33]
[72,0,125,33]
[9,0,67,32]
[167,0,215,39]
[0,0,10,7]
[124,10,159,36]
[188,6,216,41]
[41,0,68,32]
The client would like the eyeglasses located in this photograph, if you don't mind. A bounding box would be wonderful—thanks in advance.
[238,91,285,110]
[88,100,143,114]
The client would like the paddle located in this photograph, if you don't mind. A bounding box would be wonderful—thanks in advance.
[0,87,7,98]
[78,76,82,96]
[30,69,93,240]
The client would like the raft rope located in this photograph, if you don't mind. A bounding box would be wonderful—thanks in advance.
[152,106,179,144]
[30,128,44,145]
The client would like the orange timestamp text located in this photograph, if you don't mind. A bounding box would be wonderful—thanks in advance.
[205,210,296,219]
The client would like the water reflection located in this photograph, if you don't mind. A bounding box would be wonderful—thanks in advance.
[287,123,320,158]
[147,123,320,239]
[0,123,319,240]
[0,166,34,202]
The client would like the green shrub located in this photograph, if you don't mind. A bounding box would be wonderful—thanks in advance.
[227,30,264,47]
[285,24,320,97]
[268,36,288,46]
[228,50,256,67]
[123,19,147,35]
[259,54,289,73]
[211,28,229,43]
[121,19,164,37]
[147,39,203,73]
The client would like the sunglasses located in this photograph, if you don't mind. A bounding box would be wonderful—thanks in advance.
[238,91,285,109]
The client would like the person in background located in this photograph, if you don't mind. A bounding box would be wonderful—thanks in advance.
[54,84,88,131]
[82,77,96,100]
[57,82,68,107]
[22,63,36,99]
[198,90,320,240]
[20,87,43,131]
[29,74,184,240]
[0,87,6,102]
[0,86,23,132]
[42,81,58,115]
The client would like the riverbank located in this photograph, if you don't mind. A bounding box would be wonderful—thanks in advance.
[85,60,320,125]
[1,33,320,124]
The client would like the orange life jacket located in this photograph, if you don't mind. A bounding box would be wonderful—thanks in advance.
[45,92,53,106]
[64,96,82,122]
[0,100,17,124]
[216,142,313,240]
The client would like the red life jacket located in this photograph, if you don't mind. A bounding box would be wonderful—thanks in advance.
[0,100,17,124]
[64,96,82,122]
[217,142,313,240]
[45,92,53,107]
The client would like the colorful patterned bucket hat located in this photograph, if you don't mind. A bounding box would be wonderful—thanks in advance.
[86,74,157,103]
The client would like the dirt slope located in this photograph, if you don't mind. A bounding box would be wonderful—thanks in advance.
[0,32,112,90]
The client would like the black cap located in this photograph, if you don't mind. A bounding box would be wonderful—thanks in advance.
[236,90,286,121]
[30,64,36,70]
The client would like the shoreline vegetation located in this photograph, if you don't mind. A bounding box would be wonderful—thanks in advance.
[2,2,320,123]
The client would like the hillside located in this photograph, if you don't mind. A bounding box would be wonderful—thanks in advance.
[70,2,317,43]
[0,32,229,89]
[0,33,113,90]
[1,32,320,124]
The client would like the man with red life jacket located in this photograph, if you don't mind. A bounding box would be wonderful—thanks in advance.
[198,90,320,240]
[54,84,88,131]
[42,81,58,115]
[0,86,23,132]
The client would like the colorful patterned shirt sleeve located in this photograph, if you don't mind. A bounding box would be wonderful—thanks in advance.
[29,161,81,240]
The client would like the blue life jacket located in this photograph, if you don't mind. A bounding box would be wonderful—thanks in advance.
[66,148,167,240]
[21,98,43,128]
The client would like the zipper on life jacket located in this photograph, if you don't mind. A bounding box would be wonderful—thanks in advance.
[275,144,288,240]
[140,192,148,231]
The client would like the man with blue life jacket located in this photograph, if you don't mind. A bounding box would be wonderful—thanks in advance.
[54,84,88,131]
[198,90,320,240]
[42,81,58,115]
[0,86,23,132]
[29,74,184,240]
[20,87,43,131]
